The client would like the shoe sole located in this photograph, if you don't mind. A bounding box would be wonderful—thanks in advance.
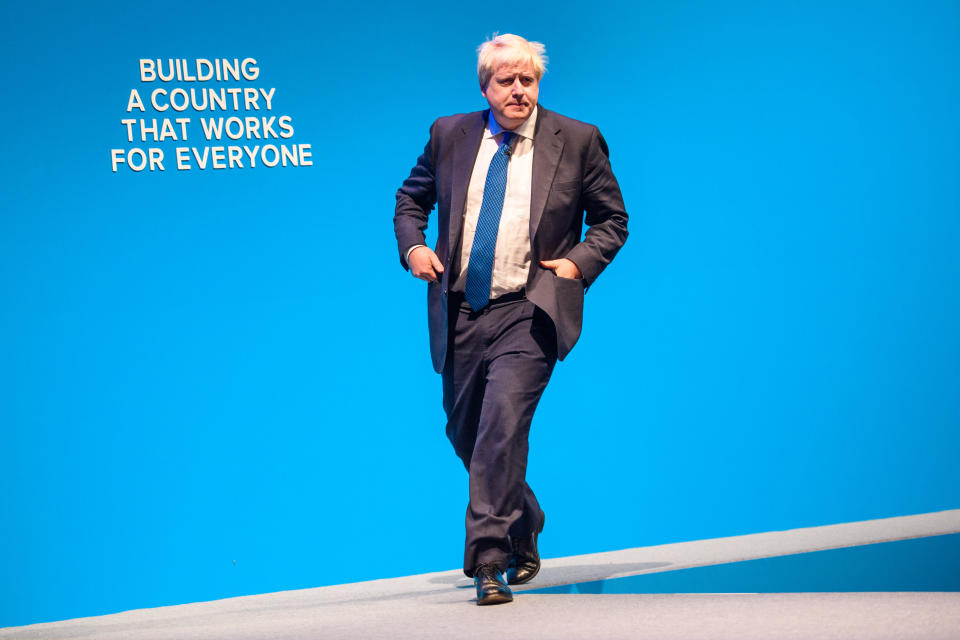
[477,592,513,605]
[507,558,540,585]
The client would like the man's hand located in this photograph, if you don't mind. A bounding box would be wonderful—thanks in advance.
[540,258,583,280]
[409,246,445,283]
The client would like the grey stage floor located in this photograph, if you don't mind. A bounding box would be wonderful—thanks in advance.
[4,509,959,640]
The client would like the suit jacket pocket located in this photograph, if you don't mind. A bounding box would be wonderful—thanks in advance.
[526,268,585,361]
[551,272,584,358]
[552,179,580,192]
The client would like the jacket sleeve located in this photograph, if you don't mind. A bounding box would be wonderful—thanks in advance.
[393,120,439,270]
[564,126,629,287]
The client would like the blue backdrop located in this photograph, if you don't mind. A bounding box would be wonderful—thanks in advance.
[2,0,958,628]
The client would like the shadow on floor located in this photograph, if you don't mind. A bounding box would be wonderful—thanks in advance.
[525,533,960,594]
[430,562,673,588]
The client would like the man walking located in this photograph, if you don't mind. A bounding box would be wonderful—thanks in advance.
[394,33,628,605]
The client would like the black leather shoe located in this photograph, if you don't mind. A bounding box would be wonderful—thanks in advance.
[506,512,545,585]
[474,563,513,605]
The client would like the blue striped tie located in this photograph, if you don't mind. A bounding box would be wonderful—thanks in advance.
[465,132,514,311]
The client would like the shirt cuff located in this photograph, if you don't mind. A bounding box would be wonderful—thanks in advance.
[405,244,427,264]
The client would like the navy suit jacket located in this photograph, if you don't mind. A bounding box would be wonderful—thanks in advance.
[394,106,629,373]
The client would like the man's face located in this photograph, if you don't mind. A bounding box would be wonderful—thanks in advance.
[482,60,539,130]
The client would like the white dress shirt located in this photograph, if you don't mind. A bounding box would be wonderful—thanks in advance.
[407,106,537,298]
[451,106,536,296]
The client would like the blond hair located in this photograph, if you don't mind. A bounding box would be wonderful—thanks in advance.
[476,33,548,88]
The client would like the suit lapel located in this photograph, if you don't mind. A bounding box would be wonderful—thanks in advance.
[448,111,486,255]
[530,107,563,241]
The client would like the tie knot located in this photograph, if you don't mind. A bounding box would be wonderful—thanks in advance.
[499,132,515,154]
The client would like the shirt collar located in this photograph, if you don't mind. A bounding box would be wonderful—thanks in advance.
[486,105,538,141]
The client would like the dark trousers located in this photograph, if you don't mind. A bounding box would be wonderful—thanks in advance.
[442,292,557,576]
